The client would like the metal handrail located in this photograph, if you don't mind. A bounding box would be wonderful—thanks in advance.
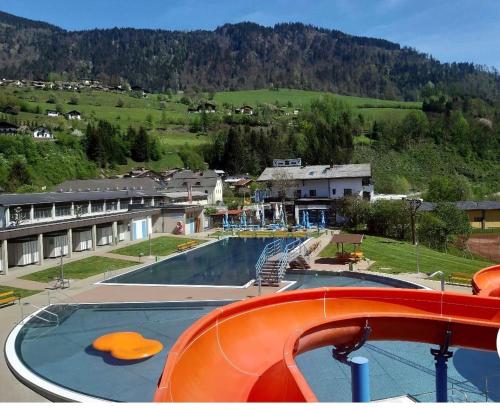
[276,239,304,280]
[255,239,284,280]
[22,302,60,326]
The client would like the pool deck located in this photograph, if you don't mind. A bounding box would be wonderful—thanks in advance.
[0,229,478,402]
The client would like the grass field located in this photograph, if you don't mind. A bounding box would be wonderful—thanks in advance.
[214,89,421,110]
[20,256,140,282]
[4,86,421,131]
[2,86,422,178]
[320,235,492,276]
[110,236,204,257]
[0,285,40,299]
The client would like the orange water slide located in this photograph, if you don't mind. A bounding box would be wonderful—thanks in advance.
[154,287,500,402]
[472,264,500,297]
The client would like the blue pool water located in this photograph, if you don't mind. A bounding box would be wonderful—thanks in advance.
[12,273,499,402]
[104,237,301,286]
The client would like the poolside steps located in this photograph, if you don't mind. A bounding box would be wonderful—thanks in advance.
[256,259,281,286]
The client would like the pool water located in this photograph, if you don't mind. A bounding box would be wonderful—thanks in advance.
[296,341,500,402]
[15,302,223,402]
[12,273,499,402]
[104,237,302,286]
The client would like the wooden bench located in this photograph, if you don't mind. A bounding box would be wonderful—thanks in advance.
[176,240,199,252]
[0,291,19,307]
[447,272,472,286]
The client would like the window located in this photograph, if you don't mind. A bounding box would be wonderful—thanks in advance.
[331,188,336,195]
[144,198,152,207]
[9,206,30,222]
[309,189,316,197]
[363,191,371,201]
[295,189,302,198]
[55,205,71,217]
[74,202,89,216]
[132,197,143,204]
[34,206,52,219]
[343,189,352,197]
[91,201,104,213]
[107,201,118,211]
[362,177,371,186]
[473,216,484,222]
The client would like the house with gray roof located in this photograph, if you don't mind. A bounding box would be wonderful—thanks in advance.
[164,170,223,205]
[257,163,373,201]
[257,163,373,226]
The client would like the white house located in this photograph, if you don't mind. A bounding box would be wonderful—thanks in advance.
[257,163,374,225]
[66,110,81,120]
[33,127,53,139]
[258,163,373,201]
[164,170,223,205]
[46,110,60,117]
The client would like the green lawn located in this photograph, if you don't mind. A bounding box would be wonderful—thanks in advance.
[0,285,40,299]
[320,235,493,276]
[110,236,204,257]
[215,88,421,110]
[20,256,140,283]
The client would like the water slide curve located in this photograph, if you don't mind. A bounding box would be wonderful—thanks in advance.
[155,268,500,402]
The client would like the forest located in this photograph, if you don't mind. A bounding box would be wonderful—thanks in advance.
[0,11,499,101]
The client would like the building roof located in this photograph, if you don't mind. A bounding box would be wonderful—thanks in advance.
[66,110,81,115]
[54,177,163,192]
[0,189,162,207]
[164,191,207,200]
[165,170,219,191]
[235,179,253,187]
[420,201,500,212]
[331,234,364,245]
[257,164,371,182]
[0,121,18,129]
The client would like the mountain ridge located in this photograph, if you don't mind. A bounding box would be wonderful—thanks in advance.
[0,10,498,101]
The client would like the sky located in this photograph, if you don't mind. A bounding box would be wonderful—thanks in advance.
[1,0,499,69]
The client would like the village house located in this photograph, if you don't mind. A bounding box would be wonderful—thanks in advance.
[46,109,60,117]
[257,161,374,226]
[0,121,18,134]
[32,127,53,139]
[235,105,254,115]
[66,110,82,120]
[187,103,217,114]
[164,169,223,205]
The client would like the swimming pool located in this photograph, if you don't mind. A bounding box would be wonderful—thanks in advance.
[8,272,497,402]
[103,237,303,286]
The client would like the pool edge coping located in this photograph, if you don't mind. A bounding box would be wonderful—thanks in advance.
[4,298,241,403]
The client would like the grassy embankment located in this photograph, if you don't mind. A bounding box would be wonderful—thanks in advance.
[319,234,492,277]
[20,256,140,282]
[110,236,203,257]
[0,285,40,299]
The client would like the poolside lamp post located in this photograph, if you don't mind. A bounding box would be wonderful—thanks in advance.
[404,198,422,274]
[60,250,64,288]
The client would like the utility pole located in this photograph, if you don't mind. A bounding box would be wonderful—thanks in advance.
[404,198,422,273]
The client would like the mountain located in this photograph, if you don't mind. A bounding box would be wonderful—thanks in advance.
[0,11,499,100]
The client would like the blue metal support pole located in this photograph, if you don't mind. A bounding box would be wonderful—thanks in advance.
[435,354,448,402]
[350,356,370,402]
[431,330,453,403]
